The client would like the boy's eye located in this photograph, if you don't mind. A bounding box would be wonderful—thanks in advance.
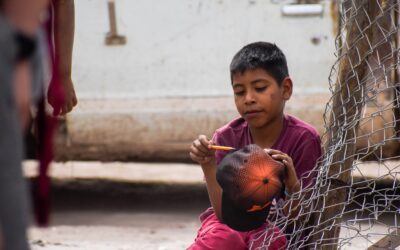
[234,91,245,96]
[255,86,267,92]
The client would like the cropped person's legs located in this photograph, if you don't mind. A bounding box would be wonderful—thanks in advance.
[0,16,30,250]
[0,157,30,250]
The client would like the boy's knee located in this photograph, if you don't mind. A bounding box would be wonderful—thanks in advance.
[188,223,246,250]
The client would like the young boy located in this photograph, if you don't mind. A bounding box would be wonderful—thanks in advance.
[188,42,322,249]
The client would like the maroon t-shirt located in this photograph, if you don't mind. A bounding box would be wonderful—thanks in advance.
[212,114,322,188]
[199,114,321,247]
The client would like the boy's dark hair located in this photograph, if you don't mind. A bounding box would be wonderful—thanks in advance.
[230,42,289,85]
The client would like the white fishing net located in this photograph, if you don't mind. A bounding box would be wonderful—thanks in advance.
[254,1,400,249]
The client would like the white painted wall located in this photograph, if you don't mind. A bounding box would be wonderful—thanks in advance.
[72,0,336,99]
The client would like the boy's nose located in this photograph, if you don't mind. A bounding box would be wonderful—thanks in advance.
[244,92,256,104]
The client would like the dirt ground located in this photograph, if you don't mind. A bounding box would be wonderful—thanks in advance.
[28,180,208,250]
[30,212,200,250]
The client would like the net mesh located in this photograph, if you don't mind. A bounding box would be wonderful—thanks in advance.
[254,1,400,249]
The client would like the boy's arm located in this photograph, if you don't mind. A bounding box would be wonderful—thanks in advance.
[201,161,223,221]
[283,137,321,226]
[267,149,302,218]
[190,135,224,221]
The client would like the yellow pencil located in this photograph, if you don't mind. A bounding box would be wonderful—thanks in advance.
[209,145,235,151]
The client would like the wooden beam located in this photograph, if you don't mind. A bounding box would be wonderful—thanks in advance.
[367,229,400,250]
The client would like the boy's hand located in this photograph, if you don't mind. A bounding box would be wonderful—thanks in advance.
[265,149,300,194]
[190,135,215,166]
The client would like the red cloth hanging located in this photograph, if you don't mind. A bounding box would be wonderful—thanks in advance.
[33,3,64,226]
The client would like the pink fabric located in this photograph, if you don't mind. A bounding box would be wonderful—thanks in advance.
[187,208,287,250]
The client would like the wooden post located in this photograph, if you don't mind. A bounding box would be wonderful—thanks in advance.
[108,0,118,35]
[105,0,126,45]
[308,0,382,249]
[394,0,400,142]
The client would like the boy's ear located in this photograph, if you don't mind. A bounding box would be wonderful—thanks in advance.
[281,77,293,100]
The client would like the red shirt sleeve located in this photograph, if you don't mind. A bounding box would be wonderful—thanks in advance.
[291,136,322,189]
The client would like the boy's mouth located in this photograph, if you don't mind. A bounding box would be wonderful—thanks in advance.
[245,110,262,115]
[244,110,263,118]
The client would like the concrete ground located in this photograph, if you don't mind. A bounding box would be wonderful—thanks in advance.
[25,161,400,250]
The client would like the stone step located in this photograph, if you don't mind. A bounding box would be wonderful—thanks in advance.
[23,160,400,186]
[23,161,204,184]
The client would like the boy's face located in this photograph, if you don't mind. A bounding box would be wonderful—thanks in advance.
[232,68,292,129]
